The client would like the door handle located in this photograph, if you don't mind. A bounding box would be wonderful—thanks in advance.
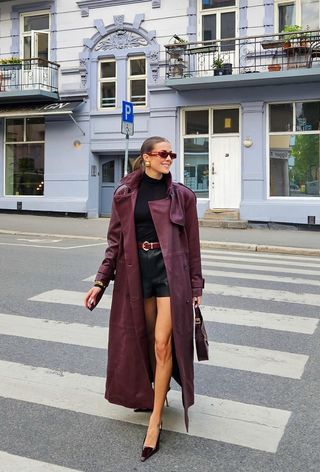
[211,163,215,174]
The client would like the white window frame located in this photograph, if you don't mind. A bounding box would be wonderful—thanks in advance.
[274,0,320,32]
[267,100,320,200]
[4,116,45,198]
[20,10,50,60]
[198,0,238,43]
[127,56,147,108]
[98,59,117,110]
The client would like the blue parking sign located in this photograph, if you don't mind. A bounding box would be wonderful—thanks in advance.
[122,101,134,124]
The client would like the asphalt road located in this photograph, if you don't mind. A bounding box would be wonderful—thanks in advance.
[0,234,320,472]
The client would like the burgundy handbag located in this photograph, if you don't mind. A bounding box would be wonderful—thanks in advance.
[194,304,209,361]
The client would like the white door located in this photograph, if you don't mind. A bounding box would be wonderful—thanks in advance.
[210,108,241,209]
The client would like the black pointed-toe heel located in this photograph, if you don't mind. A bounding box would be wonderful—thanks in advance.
[140,424,162,462]
[134,407,153,413]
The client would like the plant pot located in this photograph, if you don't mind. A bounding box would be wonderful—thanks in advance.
[283,41,291,49]
[222,63,232,75]
[300,39,310,48]
[268,64,281,72]
[214,68,224,76]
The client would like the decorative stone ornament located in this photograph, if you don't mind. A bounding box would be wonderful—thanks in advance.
[95,31,148,51]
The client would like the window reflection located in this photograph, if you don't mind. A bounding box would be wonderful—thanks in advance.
[184,138,209,198]
[270,134,320,197]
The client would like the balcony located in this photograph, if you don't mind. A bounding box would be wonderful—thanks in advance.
[165,29,320,90]
[0,58,60,103]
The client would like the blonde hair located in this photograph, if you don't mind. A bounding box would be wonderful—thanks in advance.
[133,136,170,171]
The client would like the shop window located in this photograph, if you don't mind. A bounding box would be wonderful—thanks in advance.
[185,110,209,134]
[128,57,146,106]
[21,11,50,61]
[269,102,320,197]
[99,59,116,108]
[275,1,320,32]
[184,138,209,198]
[213,108,239,133]
[5,117,45,196]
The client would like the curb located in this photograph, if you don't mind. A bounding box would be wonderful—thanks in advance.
[200,240,320,257]
[1,230,319,257]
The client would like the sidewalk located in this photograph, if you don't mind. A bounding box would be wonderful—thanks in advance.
[0,213,320,256]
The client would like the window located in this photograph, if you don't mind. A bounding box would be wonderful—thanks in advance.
[183,110,210,198]
[269,102,320,197]
[200,0,236,51]
[99,59,116,108]
[5,117,45,196]
[21,11,50,61]
[276,1,320,32]
[128,57,146,106]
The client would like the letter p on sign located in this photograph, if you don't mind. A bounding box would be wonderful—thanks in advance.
[122,101,134,124]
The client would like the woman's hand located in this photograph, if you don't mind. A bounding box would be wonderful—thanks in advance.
[84,286,103,310]
[193,296,202,306]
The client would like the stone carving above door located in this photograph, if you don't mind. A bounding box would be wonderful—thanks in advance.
[95,30,148,51]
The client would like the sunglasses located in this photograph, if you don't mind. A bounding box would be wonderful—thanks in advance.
[147,150,177,159]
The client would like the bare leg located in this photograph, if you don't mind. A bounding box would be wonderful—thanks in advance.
[143,297,157,380]
[144,296,172,447]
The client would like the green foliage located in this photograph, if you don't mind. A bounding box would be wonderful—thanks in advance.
[212,56,224,69]
[290,135,320,192]
[0,57,22,65]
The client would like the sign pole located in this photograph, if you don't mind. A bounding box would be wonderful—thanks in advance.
[124,133,129,176]
[121,101,134,177]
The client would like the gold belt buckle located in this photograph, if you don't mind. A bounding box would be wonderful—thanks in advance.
[142,241,150,251]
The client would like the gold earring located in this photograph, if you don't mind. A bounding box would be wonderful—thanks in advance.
[145,161,151,167]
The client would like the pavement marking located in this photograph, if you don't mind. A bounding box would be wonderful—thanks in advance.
[202,260,320,277]
[0,242,105,250]
[17,238,63,243]
[12,308,309,379]
[0,451,84,472]
[202,267,320,286]
[202,306,318,334]
[205,282,320,307]
[0,360,291,453]
[28,289,319,334]
[201,250,320,267]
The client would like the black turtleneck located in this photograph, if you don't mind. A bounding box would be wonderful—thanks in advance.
[134,172,168,242]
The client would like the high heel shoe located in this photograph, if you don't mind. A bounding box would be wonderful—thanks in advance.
[140,423,162,462]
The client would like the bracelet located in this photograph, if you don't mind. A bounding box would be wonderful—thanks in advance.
[94,280,106,289]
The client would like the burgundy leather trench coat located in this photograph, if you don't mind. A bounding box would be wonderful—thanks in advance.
[95,168,204,430]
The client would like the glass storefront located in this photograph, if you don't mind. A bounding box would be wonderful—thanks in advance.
[5,117,45,196]
[269,102,320,197]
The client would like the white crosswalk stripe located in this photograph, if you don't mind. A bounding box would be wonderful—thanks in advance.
[201,249,320,265]
[2,249,320,459]
[0,360,291,453]
[1,312,309,378]
[28,289,319,334]
[205,282,320,306]
[202,260,320,277]
[0,452,84,472]
[203,267,320,286]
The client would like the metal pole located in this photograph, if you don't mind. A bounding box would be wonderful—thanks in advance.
[124,133,129,176]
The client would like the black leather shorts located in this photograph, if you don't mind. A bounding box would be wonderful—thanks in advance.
[138,247,170,299]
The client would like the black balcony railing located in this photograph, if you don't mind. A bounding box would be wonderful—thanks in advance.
[165,29,320,79]
[0,58,59,94]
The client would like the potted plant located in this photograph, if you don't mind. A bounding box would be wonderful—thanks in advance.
[167,35,187,59]
[281,25,302,48]
[212,56,224,76]
[0,57,22,70]
[268,63,281,72]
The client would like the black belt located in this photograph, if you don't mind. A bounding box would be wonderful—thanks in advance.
[138,241,161,251]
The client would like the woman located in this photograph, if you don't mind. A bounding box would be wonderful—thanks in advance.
[84,136,204,462]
